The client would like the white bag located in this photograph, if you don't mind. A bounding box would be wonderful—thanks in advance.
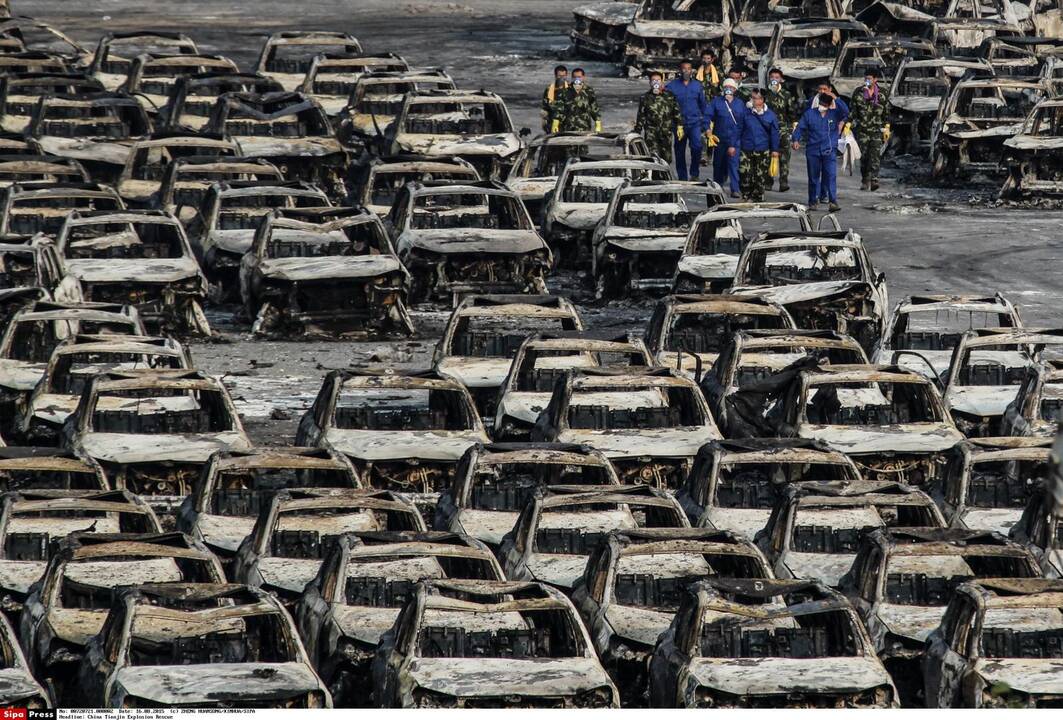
[839,131,861,176]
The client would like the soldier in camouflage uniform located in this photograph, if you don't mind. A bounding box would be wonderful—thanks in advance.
[541,64,569,132]
[697,49,721,99]
[634,71,682,164]
[849,69,891,191]
[739,89,780,202]
[728,66,753,102]
[555,67,601,133]
[766,67,799,192]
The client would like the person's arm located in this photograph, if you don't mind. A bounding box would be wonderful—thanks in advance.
[769,115,780,153]
[670,93,683,133]
[792,110,807,146]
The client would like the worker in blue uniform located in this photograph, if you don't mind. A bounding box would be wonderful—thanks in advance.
[792,90,849,212]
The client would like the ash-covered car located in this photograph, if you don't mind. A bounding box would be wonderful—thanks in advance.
[55,210,211,336]
[730,230,888,354]
[532,367,723,489]
[0,182,124,238]
[542,157,673,269]
[925,578,1063,708]
[0,154,88,189]
[298,53,410,118]
[675,438,863,537]
[61,369,252,513]
[0,17,88,68]
[932,16,1023,58]
[873,293,1022,382]
[434,294,582,417]
[296,531,503,706]
[498,485,690,591]
[88,31,199,91]
[572,527,773,705]
[0,489,160,618]
[1001,359,1063,438]
[0,447,108,494]
[156,156,284,223]
[841,527,1042,705]
[186,180,330,299]
[622,0,736,77]
[0,610,47,708]
[701,329,868,433]
[231,489,426,604]
[934,437,1051,534]
[255,31,363,92]
[731,0,847,69]
[121,53,240,117]
[76,583,332,709]
[371,578,619,707]
[1009,434,1063,577]
[0,236,76,303]
[829,36,936,100]
[888,57,994,155]
[384,90,524,180]
[673,202,813,294]
[0,73,103,134]
[494,331,654,441]
[19,531,225,702]
[1002,98,1063,197]
[205,91,348,198]
[389,181,550,302]
[570,1,638,61]
[646,294,795,379]
[931,77,1047,178]
[336,70,455,146]
[114,133,236,208]
[158,71,284,132]
[506,132,650,225]
[240,207,413,338]
[942,328,1063,438]
[175,447,361,562]
[296,370,489,517]
[648,577,898,708]
[351,156,479,217]
[758,18,871,93]
[435,442,621,547]
[593,180,724,299]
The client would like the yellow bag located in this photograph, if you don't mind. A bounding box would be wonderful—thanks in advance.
[769,155,779,178]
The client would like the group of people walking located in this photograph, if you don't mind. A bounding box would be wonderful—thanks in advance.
[543,55,892,212]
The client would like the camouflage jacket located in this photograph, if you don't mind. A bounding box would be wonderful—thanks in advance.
[849,85,891,136]
[765,85,800,127]
[697,63,721,98]
[634,90,682,137]
[541,81,569,129]
[557,85,601,132]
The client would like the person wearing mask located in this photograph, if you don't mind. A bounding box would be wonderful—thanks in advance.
[805,81,840,204]
[697,48,721,98]
[792,90,849,211]
[765,68,799,193]
[740,88,780,202]
[634,71,683,164]
[706,77,747,197]
[727,66,752,101]
[541,65,569,132]
[666,59,710,180]
[848,69,891,191]
[554,68,601,132]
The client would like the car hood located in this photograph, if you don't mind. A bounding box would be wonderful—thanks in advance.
[498,391,551,424]
[701,507,770,539]
[959,507,1022,535]
[972,658,1063,696]
[36,136,134,166]
[455,508,519,546]
[406,657,612,698]
[80,431,251,464]
[876,603,946,642]
[885,349,952,379]
[526,552,592,589]
[947,121,1023,140]
[257,255,405,282]
[114,663,323,706]
[324,428,485,462]
[395,133,522,158]
[946,385,1019,417]
[509,177,556,199]
[0,668,45,703]
[550,204,608,231]
[559,426,717,458]
[604,604,672,648]
[48,607,106,646]
[686,656,891,696]
[196,513,256,553]
[65,258,202,284]
[257,557,322,594]
[798,424,963,454]
[628,21,727,40]
[0,560,46,596]
[891,96,943,114]
[436,357,512,388]
[783,551,856,587]
[601,230,687,253]
[676,254,739,280]
[236,137,344,158]
[333,604,401,647]
[737,280,875,307]
[403,229,546,255]
[0,359,46,392]
[207,229,256,255]
[1005,135,1063,152]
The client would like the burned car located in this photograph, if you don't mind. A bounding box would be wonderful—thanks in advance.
[676,438,864,537]
[759,18,871,93]
[731,0,847,69]
[240,207,413,338]
[121,53,240,116]
[931,78,1047,178]
[384,90,523,180]
[19,532,225,701]
[0,73,104,134]
[755,480,946,586]
[829,36,936,100]
[572,527,773,705]
[0,17,88,67]
[935,437,1051,534]
[435,443,621,547]
[296,531,503,706]
[156,156,285,223]
[649,577,898,707]
[1002,97,1063,197]
[55,210,210,336]
[494,332,654,441]
[841,527,1042,704]
[532,368,723,489]
[570,2,638,61]
[352,157,479,217]
[0,611,47,708]
[295,370,489,517]
[0,154,88,190]
[88,31,199,91]
[175,447,361,562]
[0,489,160,617]
[371,578,619,707]
[673,202,813,294]
[933,16,1023,57]
[646,294,795,379]
[299,53,410,118]
[593,180,724,299]
[888,57,994,155]
[231,489,426,603]
[1001,358,1063,438]
[499,485,689,591]
[1008,434,1063,577]
[0,237,74,302]
[60,369,252,513]
[114,133,236,207]
[434,294,583,417]
[76,583,331,708]
[390,181,550,302]
[0,447,109,493]
[0,182,124,238]
[255,31,363,92]
[622,0,737,76]
[158,71,284,132]
[873,293,1022,382]
[336,69,456,145]
[730,231,888,354]
[541,157,673,268]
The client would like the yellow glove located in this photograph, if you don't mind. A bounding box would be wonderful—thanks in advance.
[883,123,891,142]
[595,119,602,132]
[551,119,560,133]
[792,122,798,132]
[676,126,685,141]
[842,122,852,136]
[769,155,779,178]
[707,134,719,148]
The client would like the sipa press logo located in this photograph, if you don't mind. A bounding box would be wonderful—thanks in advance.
[0,710,26,720]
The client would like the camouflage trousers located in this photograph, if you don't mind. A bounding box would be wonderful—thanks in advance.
[858,133,883,182]
[777,128,792,186]
[740,150,772,202]
[644,131,673,164]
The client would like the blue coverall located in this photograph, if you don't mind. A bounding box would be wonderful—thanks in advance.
[792,97,849,206]
[706,95,747,193]
[665,77,709,180]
